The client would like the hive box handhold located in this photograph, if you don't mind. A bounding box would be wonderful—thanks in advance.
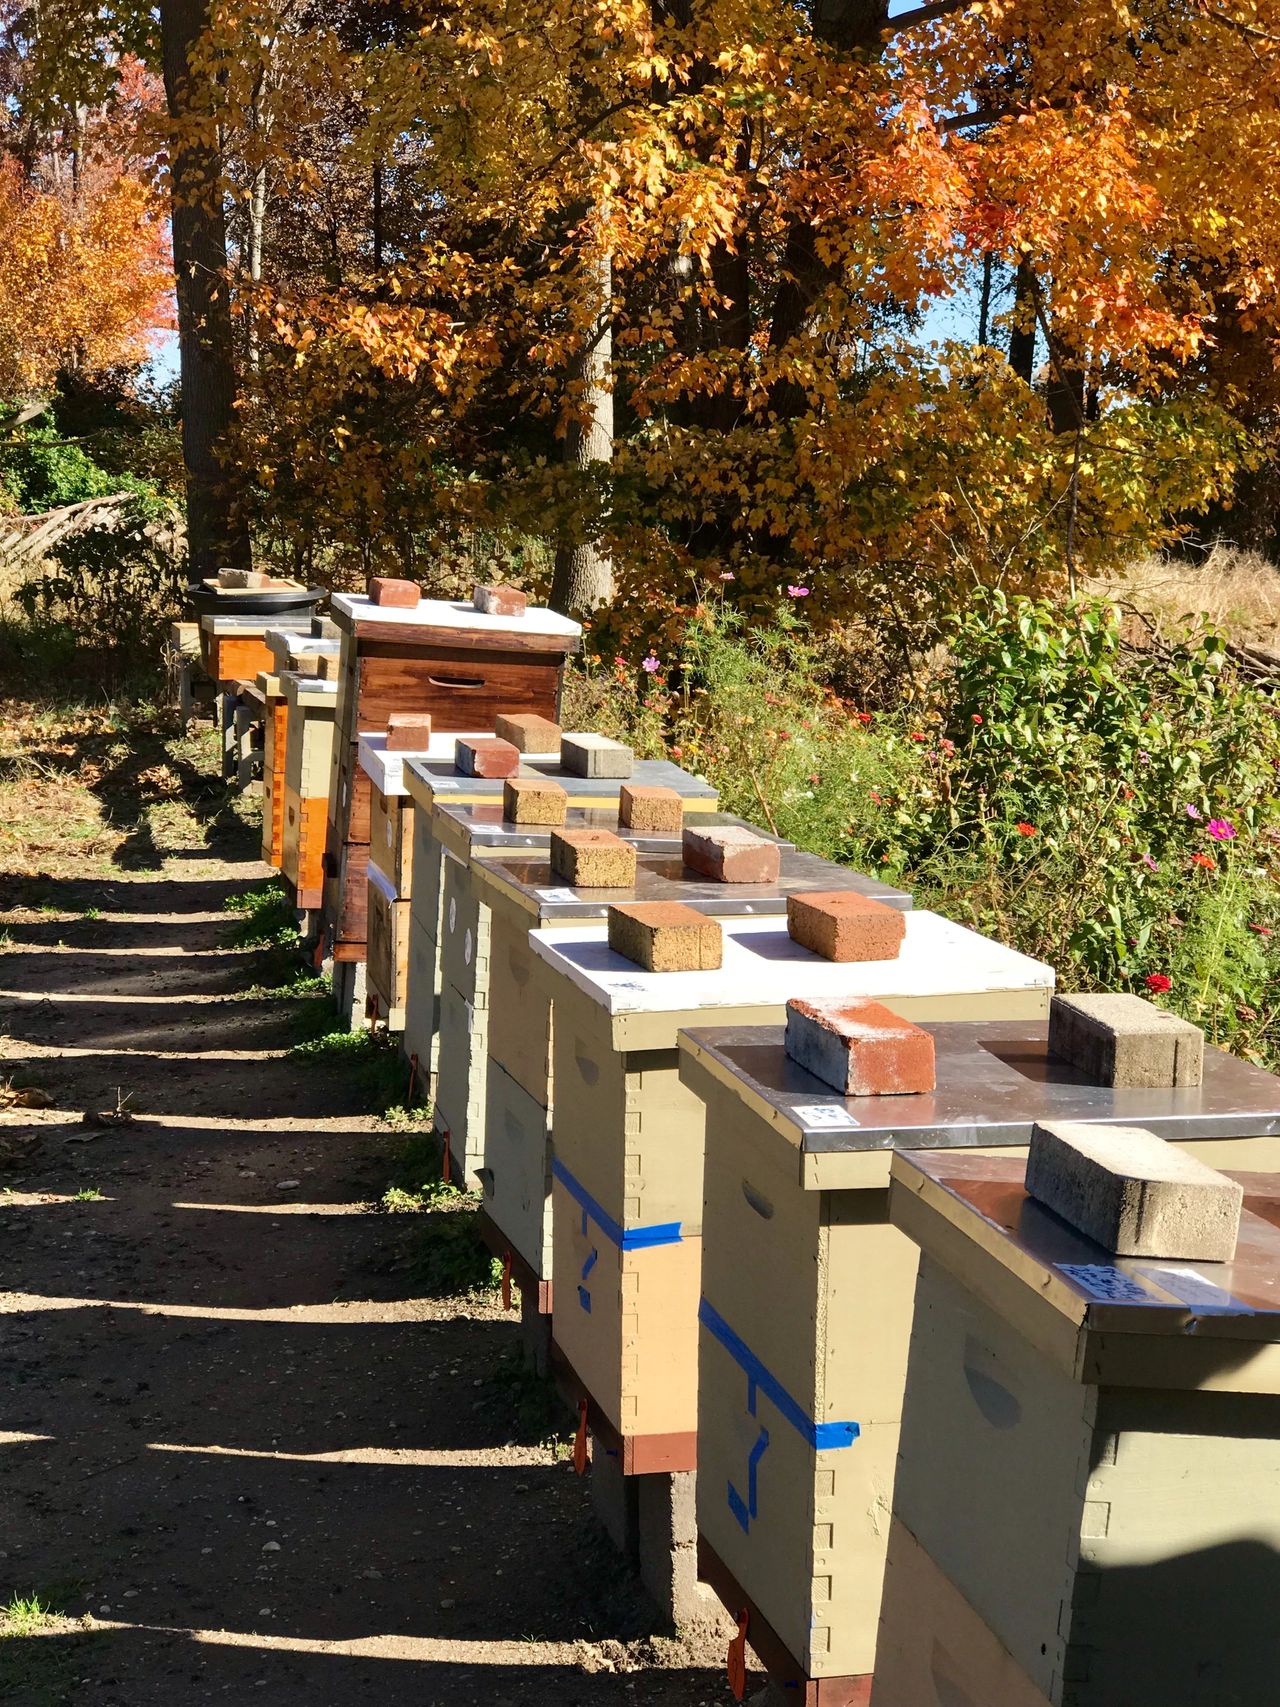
[787,890,906,962]
[608,902,722,972]
[1026,1120,1243,1260]
[785,998,936,1096]
[619,783,683,834]
[455,736,521,779]
[549,828,637,888]
[683,824,781,885]
[386,713,433,753]
[369,576,420,608]
[474,584,528,618]
[495,712,561,754]
[561,733,634,779]
[1049,992,1204,1088]
[504,776,567,825]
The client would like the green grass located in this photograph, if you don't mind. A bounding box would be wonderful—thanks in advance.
[71,1187,103,1203]
[291,1027,408,1113]
[376,1127,500,1294]
[222,880,300,951]
[0,1588,83,1705]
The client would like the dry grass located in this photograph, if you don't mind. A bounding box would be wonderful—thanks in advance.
[1097,543,1280,644]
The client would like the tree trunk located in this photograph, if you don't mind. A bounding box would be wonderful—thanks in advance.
[1008,261,1037,383]
[160,0,251,579]
[550,252,614,616]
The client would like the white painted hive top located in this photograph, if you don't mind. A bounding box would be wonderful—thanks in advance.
[530,910,1054,1015]
[331,592,581,639]
[360,730,560,796]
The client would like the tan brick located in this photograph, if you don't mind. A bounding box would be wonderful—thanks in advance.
[549,828,638,888]
[1026,1120,1243,1260]
[785,998,936,1096]
[787,891,906,962]
[682,824,780,884]
[608,903,722,971]
[503,776,568,825]
[619,784,684,834]
[494,712,562,754]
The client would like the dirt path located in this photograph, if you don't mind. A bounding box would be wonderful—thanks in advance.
[0,709,738,1705]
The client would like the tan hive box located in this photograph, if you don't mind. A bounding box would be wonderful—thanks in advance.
[535,917,1052,1481]
[259,632,341,870]
[279,671,339,911]
[476,847,908,1313]
[677,1023,1280,1700]
[318,592,581,985]
[423,765,725,1186]
[199,611,312,688]
[876,1146,1280,1707]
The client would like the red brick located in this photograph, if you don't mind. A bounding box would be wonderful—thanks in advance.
[369,576,421,608]
[455,736,521,779]
[494,712,561,754]
[785,998,936,1097]
[474,583,528,618]
[385,713,433,753]
[787,891,905,962]
[682,825,780,884]
[619,784,684,834]
[608,903,722,971]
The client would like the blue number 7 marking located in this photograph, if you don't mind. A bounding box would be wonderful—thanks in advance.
[577,1208,597,1313]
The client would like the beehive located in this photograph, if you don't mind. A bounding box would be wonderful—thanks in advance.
[877,1147,1280,1707]
[259,632,341,870]
[419,764,726,1185]
[319,592,581,969]
[200,611,311,688]
[676,1024,1280,1697]
[538,918,1052,1483]
[280,672,339,911]
[474,850,911,1306]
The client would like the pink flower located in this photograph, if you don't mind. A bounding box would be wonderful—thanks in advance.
[1185,804,1201,819]
[786,585,810,598]
[719,572,735,581]
[1141,853,1159,872]
[641,655,660,673]
[1145,973,1172,993]
[1206,818,1237,841]
[1249,924,1273,937]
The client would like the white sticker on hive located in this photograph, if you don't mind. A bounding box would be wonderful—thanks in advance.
[464,929,473,967]
[537,887,578,902]
[1058,1264,1159,1305]
[792,1104,861,1129]
[385,820,392,847]
[448,897,457,933]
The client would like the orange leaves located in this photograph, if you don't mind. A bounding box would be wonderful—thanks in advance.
[0,164,171,399]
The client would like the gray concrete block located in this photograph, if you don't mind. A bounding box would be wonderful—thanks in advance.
[561,732,634,778]
[637,1471,704,1626]
[1026,1120,1243,1260]
[1049,993,1204,1088]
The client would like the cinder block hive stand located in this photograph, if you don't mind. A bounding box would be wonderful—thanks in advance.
[675,1020,1280,1701]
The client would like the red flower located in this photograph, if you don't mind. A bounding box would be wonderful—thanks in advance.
[1145,973,1172,993]
[908,732,927,742]
[971,714,983,724]
[1249,924,1273,937]
[856,711,872,725]
[1014,822,1038,837]
[670,746,683,760]
[1191,853,1216,870]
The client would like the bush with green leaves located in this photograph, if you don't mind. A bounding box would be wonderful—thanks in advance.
[596,592,1280,1066]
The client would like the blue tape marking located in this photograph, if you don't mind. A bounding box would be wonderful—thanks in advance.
[552,1157,683,1251]
[728,1424,771,1534]
[699,1298,860,1451]
[578,1233,598,1313]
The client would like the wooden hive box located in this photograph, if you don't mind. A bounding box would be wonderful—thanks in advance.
[259,633,341,869]
[400,757,721,1153]
[876,1147,1280,1707]
[366,863,410,1029]
[471,849,910,1314]
[319,592,582,966]
[675,1026,1280,1698]
[200,612,311,687]
[537,918,1053,1486]
[280,672,339,910]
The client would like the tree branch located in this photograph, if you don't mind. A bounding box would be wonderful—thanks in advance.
[887,0,978,33]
